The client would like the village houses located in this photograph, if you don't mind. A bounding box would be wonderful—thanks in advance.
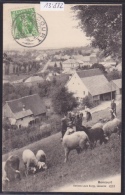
[62,59,79,71]
[3,94,46,128]
[65,68,120,104]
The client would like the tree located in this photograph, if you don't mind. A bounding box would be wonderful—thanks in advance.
[3,53,7,59]
[72,5,122,60]
[39,81,50,97]
[106,70,122,81]
[16,66,19,74]
[3,83,15,103]
[14,84,30,97]
[52,86,78,114]
[13,66,15,74]
[91,63,106,73]
[60,62,63,70]
[3,118,11,131]
[82,96,93,108]
[52,77,57,85]
[54,63,57,68]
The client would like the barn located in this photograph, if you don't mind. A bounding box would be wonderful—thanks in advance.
[3,94,46,128]
[66,68,116,104]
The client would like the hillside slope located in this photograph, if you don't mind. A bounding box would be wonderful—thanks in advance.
[3,106,121,192]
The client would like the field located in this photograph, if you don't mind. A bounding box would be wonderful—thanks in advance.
[3,105,121,192]
[3,74,31,82]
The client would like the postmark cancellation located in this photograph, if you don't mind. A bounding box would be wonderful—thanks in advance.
[11,8,48,47]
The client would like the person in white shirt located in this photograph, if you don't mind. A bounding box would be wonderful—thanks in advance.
[85,105,92,122]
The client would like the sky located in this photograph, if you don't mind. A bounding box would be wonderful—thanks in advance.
[3,4,90,50]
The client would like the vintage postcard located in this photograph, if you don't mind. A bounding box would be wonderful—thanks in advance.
[2,3,122,193]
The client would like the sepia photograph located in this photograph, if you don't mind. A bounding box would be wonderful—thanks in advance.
[2,3,122,192]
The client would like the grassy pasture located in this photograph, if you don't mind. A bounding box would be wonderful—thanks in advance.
[3,105,121,192]
[3,74,31,82]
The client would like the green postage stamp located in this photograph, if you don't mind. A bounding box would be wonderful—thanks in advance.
[11,7,48,47]
[11,8,39,39]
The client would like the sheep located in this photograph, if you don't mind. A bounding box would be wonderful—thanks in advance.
[62,128,89,163]
[4,155,21,182]
[2,161,9,188]
[36,150,46,163]
[103,118,121,138]
[92,122,103,129]
[83,126,109,149]
[2,155,21,188]
[22,149,47,176]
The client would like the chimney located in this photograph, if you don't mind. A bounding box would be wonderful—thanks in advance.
[22,105,25,111]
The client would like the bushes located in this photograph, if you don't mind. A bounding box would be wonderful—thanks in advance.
[47,114,61,133]
[105,70,122,81]
[82,96,94,108]
[2,124,52,154]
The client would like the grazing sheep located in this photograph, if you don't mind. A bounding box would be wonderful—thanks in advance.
[3,155,21,183]
[92,122,103,129]
[2,161,9,188]
[36,150,46,163]
[62,128,89,163]
[83,126,108,149]
[22,149,47,176]
[103,118,121,137]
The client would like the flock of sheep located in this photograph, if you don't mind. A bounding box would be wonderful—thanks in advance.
[62,117,121,162]
[2,149,47,188]
[2,114,121,189]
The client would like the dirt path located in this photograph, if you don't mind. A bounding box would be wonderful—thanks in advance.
[81,100,121,116]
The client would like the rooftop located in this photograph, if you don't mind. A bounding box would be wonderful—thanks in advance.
[63,59,78,64]
[14,109,33,120]
[77,68,102,78]
[24,76,44,83]
[81,75,115,96]
[112,79,122,89]
[6,94,46,116]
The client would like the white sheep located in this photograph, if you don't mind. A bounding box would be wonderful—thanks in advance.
[36,150,46,163]
[103,118,121,137]
[62,128,89,163]
[22,149,47,176]
[91,122,103,129]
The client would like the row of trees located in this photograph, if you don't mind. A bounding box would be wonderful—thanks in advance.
[4,61,41,76]
[78,63,106,73]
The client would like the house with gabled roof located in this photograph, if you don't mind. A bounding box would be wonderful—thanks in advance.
[3,94,46,128]
[62,59,79,71]
[66,68,116,104]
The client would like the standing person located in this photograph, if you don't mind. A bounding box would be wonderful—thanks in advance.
[75,114,82,131]
[75,113,79,131]
[70,112,76,131]
[61,115,67,139]
[85,105,92,122]
[110,99,116,119]
[79,112,83,126]
[67,112,72,124]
